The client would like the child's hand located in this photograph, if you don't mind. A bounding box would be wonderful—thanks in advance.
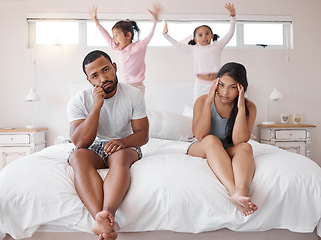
[89,6,99,25]
[225,3,236,17]
[148,2,163,21]
[163,23,168,35]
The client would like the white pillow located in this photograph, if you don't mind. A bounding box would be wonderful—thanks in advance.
[147,109,195,142]
[182,104,193,118]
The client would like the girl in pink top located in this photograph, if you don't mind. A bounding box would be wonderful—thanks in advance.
[163,3,236,102]
[90,3,162,95]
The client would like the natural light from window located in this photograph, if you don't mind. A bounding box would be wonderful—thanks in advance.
[31,18,290,48]
[244,23,283,46]
[35,22,79,45]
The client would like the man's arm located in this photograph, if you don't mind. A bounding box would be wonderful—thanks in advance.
[69,106,100,149]
[70,86,105,149]
[104,117,149,154]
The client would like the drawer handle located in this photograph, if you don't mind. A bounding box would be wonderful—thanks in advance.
[289,133,293,136]
[11,138,14,141]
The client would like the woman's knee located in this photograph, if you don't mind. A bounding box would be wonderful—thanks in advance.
[202,135,223,148]
[235,142,253,155]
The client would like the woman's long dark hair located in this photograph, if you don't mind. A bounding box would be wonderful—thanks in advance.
[188,25,220,45]
[216,62,249,145]
[112,19,140,41]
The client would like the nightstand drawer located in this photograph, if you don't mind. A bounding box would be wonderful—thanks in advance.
[0,134,30,144]
[257,124,316,159]
[275,130,305,140]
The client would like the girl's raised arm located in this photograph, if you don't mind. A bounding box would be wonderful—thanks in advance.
[89,6,99,25]
[148,2,163,21]
[224,3,236,17]
[216,4,236,47]
[142,2,163,46]
[89,6,116,49]
[163,23,193,52]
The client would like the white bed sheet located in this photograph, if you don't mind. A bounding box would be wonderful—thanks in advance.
[0,139,320,239]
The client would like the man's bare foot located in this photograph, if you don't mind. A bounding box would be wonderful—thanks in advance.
[92,210,115,236]
[231,190,258,216]
[99,231,118,240]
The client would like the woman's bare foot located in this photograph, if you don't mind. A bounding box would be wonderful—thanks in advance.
[92,210,115,236]
[231,189,258,216]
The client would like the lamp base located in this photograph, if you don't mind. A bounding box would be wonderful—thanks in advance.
[261,121,276,125]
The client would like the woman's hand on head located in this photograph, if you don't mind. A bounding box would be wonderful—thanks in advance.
[206,78,219,104]
[163,23,168,35]
[225,3,236,17]
[237,83,245,109]
[89,6,99,25]
[148,2,163,21]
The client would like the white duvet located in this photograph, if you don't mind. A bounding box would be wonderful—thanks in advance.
[0,138,320,239]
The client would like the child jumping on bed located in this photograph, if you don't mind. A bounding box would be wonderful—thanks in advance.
[89,2,162,95]
[187,62,258,216]
[163,3,236,102]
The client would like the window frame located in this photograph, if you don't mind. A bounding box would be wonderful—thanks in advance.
[27,13,292,49]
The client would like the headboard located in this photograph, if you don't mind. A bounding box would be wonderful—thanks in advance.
[70,81,195,115]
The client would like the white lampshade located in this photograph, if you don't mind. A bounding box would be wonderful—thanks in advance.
[262,87,283,125]
[269,87,283,100]
[25,88,40,102]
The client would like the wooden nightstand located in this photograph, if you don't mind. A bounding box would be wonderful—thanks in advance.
[257,124,316,158]
[0,128,48,170]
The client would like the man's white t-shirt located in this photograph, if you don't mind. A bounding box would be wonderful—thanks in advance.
[67,83,147,141]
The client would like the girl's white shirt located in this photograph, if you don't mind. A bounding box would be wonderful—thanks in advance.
[164,16,236,75]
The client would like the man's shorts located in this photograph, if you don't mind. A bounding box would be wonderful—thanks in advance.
[67,140,142,166]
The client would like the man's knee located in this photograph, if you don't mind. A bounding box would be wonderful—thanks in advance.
[69,148,92,167]
[107,149,138,168]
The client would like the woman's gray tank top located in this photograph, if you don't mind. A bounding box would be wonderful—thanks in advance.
[209,101,233,149]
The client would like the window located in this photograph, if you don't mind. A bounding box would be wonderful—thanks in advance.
[27,14,292,49]
[35,21,79,45]
[243,23,284,46]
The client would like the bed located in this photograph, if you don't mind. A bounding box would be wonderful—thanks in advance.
[1,79,321,240]
[0,106,321,240]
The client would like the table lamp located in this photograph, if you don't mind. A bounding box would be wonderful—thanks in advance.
[25,88,40,129]
[262,87,283,125]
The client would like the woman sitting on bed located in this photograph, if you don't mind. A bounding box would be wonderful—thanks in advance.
[187,62,258,216]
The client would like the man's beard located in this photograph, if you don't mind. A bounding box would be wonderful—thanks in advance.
[101,76,118,94]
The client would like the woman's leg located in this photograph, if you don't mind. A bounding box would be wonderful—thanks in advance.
[188,135,236,195]
[226,142,258,216]
[188,137,257,216]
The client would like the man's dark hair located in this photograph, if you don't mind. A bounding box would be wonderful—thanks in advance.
[82,50,112,76]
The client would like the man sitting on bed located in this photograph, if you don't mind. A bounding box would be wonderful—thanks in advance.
[67,50,149,240]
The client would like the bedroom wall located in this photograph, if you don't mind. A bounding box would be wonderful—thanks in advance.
[0,0,320,166]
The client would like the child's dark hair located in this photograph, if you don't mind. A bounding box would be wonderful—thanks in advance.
[188,25,220,45]
[216,62,249,145]
[112,20,140,41]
